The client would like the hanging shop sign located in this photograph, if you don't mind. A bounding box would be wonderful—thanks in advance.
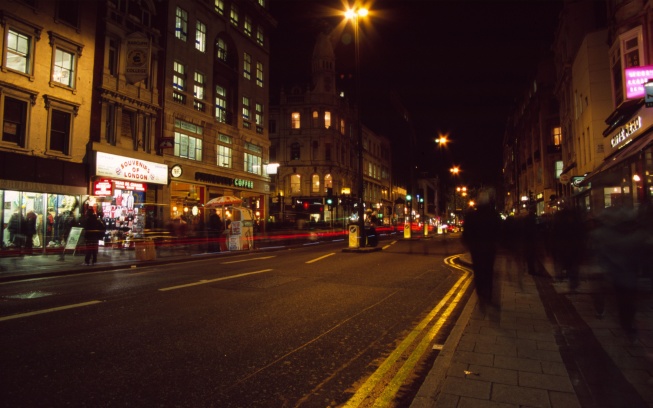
[610,116,642,148]
[93,179,113,196]
[195,172,254,189]
[125,32,150,84]
[96,151,168,185]
[625,65,653,99]
[170,164,183,178]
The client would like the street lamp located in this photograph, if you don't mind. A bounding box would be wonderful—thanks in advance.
[345,6,368,248]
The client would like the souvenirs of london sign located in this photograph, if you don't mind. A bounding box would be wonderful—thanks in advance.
[96,152,168,185]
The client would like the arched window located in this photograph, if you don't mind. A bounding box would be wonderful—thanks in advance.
[324,174,333,192]
[216,38,227,61]
[290,174,301,194]
[312,174,320,193]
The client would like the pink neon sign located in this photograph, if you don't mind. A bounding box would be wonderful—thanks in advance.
[625,65,653,99]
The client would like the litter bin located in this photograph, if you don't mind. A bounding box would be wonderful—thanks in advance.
[365,226,378,247]
[135,239,156,261]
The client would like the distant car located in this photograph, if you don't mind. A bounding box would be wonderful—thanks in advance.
[447,224,460,233]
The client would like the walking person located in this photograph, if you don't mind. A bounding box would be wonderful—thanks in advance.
[207,209,222,252]
[81,209,106,266]
[551,204,587,291]
[462,189,502,315]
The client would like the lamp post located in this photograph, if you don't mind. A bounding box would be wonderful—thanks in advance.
[345,6,368,248]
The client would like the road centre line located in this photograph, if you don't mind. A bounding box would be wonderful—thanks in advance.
[221,256,276,264]
[0,300,104,322]
[158,269,273,291]
[343,254,470,407]
[305,253,336,264]
[382,240,397,250]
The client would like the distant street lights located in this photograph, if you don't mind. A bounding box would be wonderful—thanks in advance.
[344,5,369,248]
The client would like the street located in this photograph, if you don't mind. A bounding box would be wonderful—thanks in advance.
[0,234,471,407]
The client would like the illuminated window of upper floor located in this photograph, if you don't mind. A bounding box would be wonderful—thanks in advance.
[244,16,252,37]
[196,21,206,52]
[230,4,239,27]
[214,0,224,14]
[553,127,561,146]
[175,7,188,42]
[610,26,643,106]
[291,112,300,129]
[324,111,331,129]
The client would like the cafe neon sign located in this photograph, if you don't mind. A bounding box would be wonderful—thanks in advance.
[610,116,642,148]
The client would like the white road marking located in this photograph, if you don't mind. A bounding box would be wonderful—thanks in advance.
[221,256,276,264]
[305,253,336,264]
[0,300,103,322]
[158,269,273,291]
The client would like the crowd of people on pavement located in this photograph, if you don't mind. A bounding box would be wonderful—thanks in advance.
[462,188,653,342]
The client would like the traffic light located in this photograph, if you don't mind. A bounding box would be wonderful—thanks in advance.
[419,197,424,210]
[406,194,412,202]
[302,200,309,210]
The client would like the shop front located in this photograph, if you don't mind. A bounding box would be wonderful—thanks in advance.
[0,151,87,254]
[165,165,266,245]
[89,151,168,248]
[583,105,653,215]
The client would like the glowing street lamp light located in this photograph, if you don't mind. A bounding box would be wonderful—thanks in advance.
[344,5,369,248]
[450,166,460,175]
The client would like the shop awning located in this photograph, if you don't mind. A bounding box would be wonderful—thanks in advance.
[582,131,653,184]
[602,98,644,136]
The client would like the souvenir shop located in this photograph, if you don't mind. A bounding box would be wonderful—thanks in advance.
[90,151,168,248]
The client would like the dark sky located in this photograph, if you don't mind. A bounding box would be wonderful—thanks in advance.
[269,0,563,189]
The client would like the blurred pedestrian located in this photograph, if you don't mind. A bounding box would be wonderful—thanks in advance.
[589,206,645,341]
[24,210,37,254]
[81,209,106,266]
[207,209,222,252]
[551,204,587,291]
[521,210,539,275]
[462,189,502,314]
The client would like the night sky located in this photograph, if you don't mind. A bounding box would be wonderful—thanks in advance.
[269,0,564,190]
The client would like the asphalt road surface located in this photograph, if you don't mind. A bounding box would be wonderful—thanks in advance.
[0,234,471,407]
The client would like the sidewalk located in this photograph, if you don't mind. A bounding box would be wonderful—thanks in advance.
[412,252,653,408]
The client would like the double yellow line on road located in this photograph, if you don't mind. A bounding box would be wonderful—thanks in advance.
[343,254,472,407]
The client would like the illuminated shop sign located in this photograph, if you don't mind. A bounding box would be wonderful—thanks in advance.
[195,172,254,189]
[114,180,147,192]
[93,179,113,196]
[610,116,642,148]
[625,65,653,99]
[96,152,168,185]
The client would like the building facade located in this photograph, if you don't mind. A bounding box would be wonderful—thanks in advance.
[1,0,275,253]
[1,0,98,250]
[268,32,393,229]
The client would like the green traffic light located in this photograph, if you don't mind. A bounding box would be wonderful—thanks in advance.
[406,195,412,201]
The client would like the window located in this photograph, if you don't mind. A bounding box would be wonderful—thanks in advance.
[244,152,261,175]
[243,52,251,79]
[340,119,345,134]
[255,102,263,133]
[611,26,643,106]
[49,109,71,154]
[256,26,264,47]
[174,132,202,161]
[230,4,239,26]
[175,7,188,41]
[242,96,251,121]
[256,61,263,87]
[173,61,186,104]
[43,95,77,155]
[312,111,319,127]
[49,32,82,90]
[2,97,28,147]
[290,174,301,194]
[258,0,265,7]
[325,143,332,161]
[291,142,300,160]
[108,38,118,76]
[6,29,32,74]
[215,85,227,123]
[291,112,300,129]
[217,38,227,62]
[324,111,331,128]
[553,126,561,146]
[195,21,206,52]
[324,174,333,190]
[214,0,224,14]
[312,174,320,193]
[244,16,252,37]
[194,72,205,111]
[56,0,80,29]
[53,48,75,88]
[217,143,232,168]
